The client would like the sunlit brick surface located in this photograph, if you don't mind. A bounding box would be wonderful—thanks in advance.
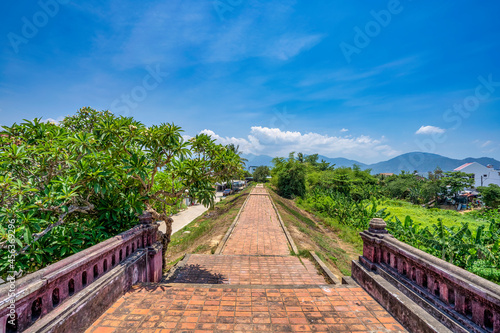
[86,284,407,332]
[222,194,290,255]
[169,254,326,285]
[251,186,268,195]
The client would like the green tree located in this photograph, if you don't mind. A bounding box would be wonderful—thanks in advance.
[478,184,500,209]
[253,166,270,183]
[0,108,245,275]
[442,171,474,195]
[272,153,306,198]
[304,153,318,165]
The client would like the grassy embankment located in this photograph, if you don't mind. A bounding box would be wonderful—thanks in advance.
[164,184,254,272]
[267,186,360,277]
[377,199,484,229]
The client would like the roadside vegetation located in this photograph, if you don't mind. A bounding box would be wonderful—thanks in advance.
[268,189,359,277]
[270,152,500,283]
[252,166,270,183]
[0,107,246,278]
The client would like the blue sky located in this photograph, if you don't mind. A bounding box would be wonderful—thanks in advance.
[1,0,499,163]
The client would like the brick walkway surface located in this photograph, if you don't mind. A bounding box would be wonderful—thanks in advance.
[86,285,406,333]
[86,185,407,332]
[168,254,325,285]
[222,193,290,256]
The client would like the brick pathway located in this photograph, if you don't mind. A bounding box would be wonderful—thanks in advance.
[87,284,406,332]
[168,255,325,285]
[86,185,407,332]
[222,193,290,256]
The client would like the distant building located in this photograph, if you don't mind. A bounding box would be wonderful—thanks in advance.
[379,173,394,177]
[248,166,258,174]
[453,162,500,188]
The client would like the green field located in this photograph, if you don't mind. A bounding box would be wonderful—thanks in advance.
[377,199,485,229]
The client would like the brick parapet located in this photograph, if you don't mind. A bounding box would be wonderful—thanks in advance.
[356,218,500,332]
[0,219,162,332]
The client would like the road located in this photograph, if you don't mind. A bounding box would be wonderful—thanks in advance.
[158,191,224,235]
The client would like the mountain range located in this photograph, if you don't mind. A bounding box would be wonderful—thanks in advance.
[242,152,500,175]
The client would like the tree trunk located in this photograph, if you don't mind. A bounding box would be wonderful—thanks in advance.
[162,217,173,267]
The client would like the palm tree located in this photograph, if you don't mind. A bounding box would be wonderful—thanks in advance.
[227,144,248,164]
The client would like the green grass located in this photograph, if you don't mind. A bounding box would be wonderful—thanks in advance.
[294,198,363,250]
[270,191,355,276]
[378,199,483,229]
[166,255,184,268]
[275,199,317,228]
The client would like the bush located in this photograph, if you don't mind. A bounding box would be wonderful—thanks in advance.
[253,166,270,183]
[274,159,306,199]
[478,184,500,209]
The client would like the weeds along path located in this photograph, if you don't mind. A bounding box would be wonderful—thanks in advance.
[267,188,361,278]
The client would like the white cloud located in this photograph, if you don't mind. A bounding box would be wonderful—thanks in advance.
[264,34,324,61]
[196,127,400,161]
[41,116,65,125]
[199,129,262,153]
[415,125,445,135]
[481,140,492,148]
[340,128,349,132]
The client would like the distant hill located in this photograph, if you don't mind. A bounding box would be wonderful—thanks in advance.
[242,154,274,168]
[316,155,367,168]
[242,154,367,169]
[242,152,500,175]
[368,153,500,174]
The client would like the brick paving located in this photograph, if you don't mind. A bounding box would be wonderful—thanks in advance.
[86,185,407,332]
[222,192,290,256]
[168,255,325,285]
[86,284,406,332]
[251,186,268,195]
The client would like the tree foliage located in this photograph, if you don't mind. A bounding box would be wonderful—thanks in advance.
[253,166,270,183]
[441,171,474,194]
[0,107,245,277]
[478,184,500,209]
[271,153,306,199]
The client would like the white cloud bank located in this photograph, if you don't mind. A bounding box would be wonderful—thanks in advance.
[196,127,400,161]
[415,125,445,135]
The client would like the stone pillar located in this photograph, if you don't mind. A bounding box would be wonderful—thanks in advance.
[472,301,483,327]
[368,218,389,235]
[455,292,466,314]
[139,211,163,282]
[139,211,153,224]
[361,218,389,264]
[148,242,164,283]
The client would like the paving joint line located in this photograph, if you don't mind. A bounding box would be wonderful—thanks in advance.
[135,282,351,290]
